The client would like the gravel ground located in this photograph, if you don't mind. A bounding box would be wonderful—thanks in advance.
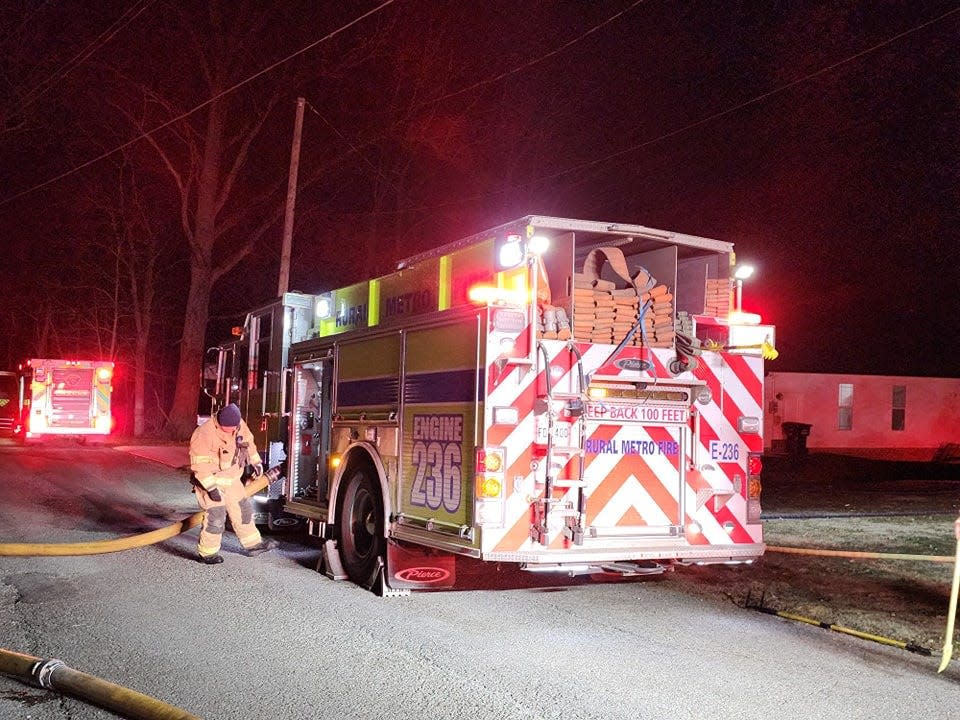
[666,453,960,653]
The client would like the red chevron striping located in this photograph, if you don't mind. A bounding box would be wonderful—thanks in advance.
[583,466,626,526]
[643,425,682,472]
[586,451,680,527]
[693,361,722,412]
[486,379,540,446]
[714,354,763,453]
[696,411,721,453]
[616,505,648,527]
[720,386,763,453]
[503,445,534,498]
[493,504,537,552]
[682,465,713,495]
[705,501,752,543]
[581,424,621,473]
[723,352,763,407]
[648,350,672,378]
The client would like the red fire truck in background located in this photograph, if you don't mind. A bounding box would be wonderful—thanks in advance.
[21,359,115,440]
[0,370,25,438]
[212,216,776,594]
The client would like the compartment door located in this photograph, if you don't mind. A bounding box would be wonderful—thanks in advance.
[582,416,686,537]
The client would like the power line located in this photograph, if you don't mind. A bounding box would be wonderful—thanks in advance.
[0,0,397,209]
[13,0,156,116]
[304,100,390,185]
[0,0,53,47]
[537,4,960,187]
[422,0,646,106]
[369,4,960,217]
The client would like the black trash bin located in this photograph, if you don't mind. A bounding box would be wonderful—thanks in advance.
[781,422,812,455]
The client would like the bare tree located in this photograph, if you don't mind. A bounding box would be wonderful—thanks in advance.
[97,3,308,436]
[87,157,167,437]
[119,3,393,437]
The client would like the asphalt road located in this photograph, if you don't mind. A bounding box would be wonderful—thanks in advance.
[0,442,956,719]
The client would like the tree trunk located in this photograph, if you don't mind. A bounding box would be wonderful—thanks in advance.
[166,258,212,437]
[165,99,224,438]
[133,313,149,436]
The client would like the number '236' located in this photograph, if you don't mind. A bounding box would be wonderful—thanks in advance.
[709,441,740,461]
[411,441,462,512]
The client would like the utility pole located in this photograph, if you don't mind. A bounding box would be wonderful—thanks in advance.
[278,97,305,296]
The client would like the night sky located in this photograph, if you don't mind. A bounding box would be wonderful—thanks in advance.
[0,1,957,381]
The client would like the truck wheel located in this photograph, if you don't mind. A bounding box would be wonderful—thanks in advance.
[337,464,385,585]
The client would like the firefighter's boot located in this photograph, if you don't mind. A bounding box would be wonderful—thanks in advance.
[198,553,224,565]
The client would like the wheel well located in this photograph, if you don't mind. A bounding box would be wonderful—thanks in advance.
[330,444,390,533]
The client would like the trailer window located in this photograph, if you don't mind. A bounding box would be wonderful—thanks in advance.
[891,385,906,431]
[837,383,853,431]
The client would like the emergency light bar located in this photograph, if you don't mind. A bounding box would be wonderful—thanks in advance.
[315,295,333,320]
[494,232,551,271]
[496,234,524,269]
[467,284,529,306]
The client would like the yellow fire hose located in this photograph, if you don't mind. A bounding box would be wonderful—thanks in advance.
[749,605,933,656]
[767,544,954,563]
[763,544,957,665]
[0,473,271,557]
[0,472,275,718]
[0,648,200,720]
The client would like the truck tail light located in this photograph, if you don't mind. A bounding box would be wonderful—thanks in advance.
[477,475,502,498]
[476,448,505,498]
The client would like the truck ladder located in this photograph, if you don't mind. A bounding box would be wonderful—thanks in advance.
[531,342,589,546]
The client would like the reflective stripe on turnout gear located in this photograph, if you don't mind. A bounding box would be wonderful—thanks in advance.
[189,418,261,490]
[194,472,262,555]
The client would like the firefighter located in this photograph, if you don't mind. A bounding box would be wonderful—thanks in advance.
[955,515,960,541]
[189,403,278,564]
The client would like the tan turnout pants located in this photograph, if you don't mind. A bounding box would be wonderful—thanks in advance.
[195,481,263,558]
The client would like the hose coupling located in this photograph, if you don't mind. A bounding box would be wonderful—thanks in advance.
[32,658,66,689]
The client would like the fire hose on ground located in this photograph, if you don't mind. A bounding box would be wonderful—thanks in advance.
[0,471,274,719]
[759,543,960,666]
[0,648,200,720]
[0,471,272,557]
[766,544,953,564]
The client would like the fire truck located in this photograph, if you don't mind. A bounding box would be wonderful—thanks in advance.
[0,370,25,438]
[214,216,776,593]
[22,359,115,439]
[206,293,315,528]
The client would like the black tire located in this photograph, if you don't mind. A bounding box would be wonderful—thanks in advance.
[336,463,385,585]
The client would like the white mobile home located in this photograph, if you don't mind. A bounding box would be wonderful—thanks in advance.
[765,372,960,461]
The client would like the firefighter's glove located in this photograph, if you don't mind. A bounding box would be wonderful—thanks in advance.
[207,487,223,502]
[243,464,263,485]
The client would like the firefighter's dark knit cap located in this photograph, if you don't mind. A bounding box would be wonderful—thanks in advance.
[217,403,242,427]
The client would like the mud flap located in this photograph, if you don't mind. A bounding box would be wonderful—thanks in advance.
[382,541,456,592]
